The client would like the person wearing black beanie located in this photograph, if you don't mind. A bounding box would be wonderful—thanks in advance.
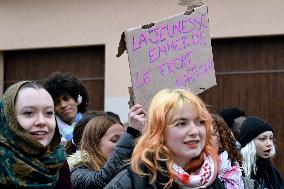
[240,116,284,189]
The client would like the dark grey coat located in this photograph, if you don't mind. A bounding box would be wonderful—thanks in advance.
[70,130,139,189]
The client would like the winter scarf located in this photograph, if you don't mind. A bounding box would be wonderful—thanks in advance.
[56,112,82,142]
[218,151,244,189]
[172,154,217,188]
[0,81,66,188]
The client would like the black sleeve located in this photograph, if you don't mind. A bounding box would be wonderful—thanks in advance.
[126,127,141,138]
[71,132,136,189]
[103,168,133,189]
[55,160,72,189]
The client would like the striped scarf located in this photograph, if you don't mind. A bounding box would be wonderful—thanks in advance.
[172,154,217,188]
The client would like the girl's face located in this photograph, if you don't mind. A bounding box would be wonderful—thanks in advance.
[99,123,125,158]
[211,125,220,152]
[165,104,206,167]
[54,94,78,125]
[15,88,56,147]
[254,131,274,159]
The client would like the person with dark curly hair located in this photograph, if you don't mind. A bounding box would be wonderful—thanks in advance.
[43,72,89,144]
[211,114,242,163]
[211,113,254,189]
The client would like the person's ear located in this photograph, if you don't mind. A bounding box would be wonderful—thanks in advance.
[77,94,82,105]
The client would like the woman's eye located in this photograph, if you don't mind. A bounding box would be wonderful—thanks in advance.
[176,121,187,127]
[111,137,119,143]
[23,111,33,117]
[46,111,54,117]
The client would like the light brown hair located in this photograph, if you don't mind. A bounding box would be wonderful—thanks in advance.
[80,115,122,171]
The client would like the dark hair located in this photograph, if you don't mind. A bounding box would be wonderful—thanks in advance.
[211,113,242,164]
[73,111,106,146]
[65,111,106,154]
[43,72,89,113]
[220,107,245,129]
[106,111,121,124]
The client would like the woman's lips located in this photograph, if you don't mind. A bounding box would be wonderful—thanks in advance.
[184,140,199,148]
[264,149,271,153]
[263,149,272,156]
[30,131,48,140]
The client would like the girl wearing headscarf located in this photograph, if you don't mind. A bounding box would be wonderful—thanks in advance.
[239,116,284,189]
[0,81,70,188]
[105,88,224,189]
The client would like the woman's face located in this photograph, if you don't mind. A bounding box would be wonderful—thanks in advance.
[54,94,78,125]
[165,104,206,166]
[254,131,274,159]
[99,123,125,158]
[15,88,56,147]
[211,125,220,152]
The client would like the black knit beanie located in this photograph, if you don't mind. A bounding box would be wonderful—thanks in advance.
[220,107,245,129]
[239,116,274,147]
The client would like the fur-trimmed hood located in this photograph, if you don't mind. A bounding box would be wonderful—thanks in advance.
[67,150,90,169]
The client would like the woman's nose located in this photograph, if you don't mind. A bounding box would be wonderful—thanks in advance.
[266,138,273,146]
[35,113,47,127]
[187,122,199,135]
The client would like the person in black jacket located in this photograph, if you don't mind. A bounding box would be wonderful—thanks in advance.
[105,89,225,189]
[239,116,284,189]
[68,104,145,189]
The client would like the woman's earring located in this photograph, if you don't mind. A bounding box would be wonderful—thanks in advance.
[77,94,82,105]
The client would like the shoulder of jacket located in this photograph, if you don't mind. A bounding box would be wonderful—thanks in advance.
[104,168,133,189]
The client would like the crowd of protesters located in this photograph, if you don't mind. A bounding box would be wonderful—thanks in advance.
[0,72,283,189]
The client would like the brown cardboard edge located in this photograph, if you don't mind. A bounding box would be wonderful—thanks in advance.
[128,86,135,109]
[184,3,206,15]
[117,32,126,57]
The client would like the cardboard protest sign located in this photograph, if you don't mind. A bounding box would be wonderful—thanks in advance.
[121,5,216,109]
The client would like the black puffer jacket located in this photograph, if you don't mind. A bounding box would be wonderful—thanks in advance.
[70,127,140,189]
[104,164,225,189]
